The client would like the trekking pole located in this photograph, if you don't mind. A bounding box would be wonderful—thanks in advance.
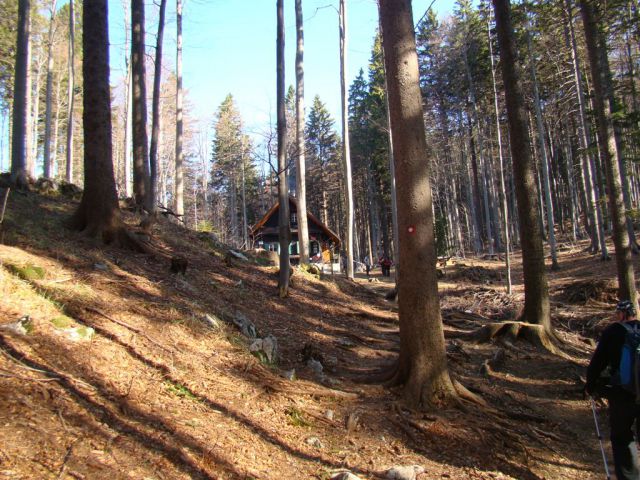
[590,398,612,480]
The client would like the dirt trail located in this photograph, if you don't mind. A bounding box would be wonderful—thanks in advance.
[0,190,634,479]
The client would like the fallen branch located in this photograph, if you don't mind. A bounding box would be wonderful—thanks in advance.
[84,307,174,354]
[0,339,96,392]
[158,205,184,219]
[0,369,59,383]
[56,438,80,480]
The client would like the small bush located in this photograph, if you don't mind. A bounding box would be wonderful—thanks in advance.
[285,406,311,427]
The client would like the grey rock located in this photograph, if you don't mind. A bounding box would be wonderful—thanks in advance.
[307,358,324,376]
[232,312,257,338]
[305,436,324,449]
[330,472,363,480]
[203,314,222,329]
[249,335,278,364]
[338,338,355,348]
[325,410,335,421]
[229,250,249,261]
[93,262,108,271]
[385,465,425,480]
[345,411,359,432]
[280,369,296,381]
[63,326,95,342]
[0,315,33,335]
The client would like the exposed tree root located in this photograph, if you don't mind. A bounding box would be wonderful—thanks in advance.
[469,321,558,354]
[453,379,487,407]
[351,361,399,385]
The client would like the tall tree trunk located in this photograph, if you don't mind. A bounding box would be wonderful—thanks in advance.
[488,12,512,292]
[43,0,58,179]
[525,21,559,270]
[463,34,493,255]
[241,141,248,247]
[11,0,31,187]
[339,0,354,280]
[379,0,458,409]
[24,13,34,179]
[597,23,639,253]
[123,56,132,197]
[565,0,606,256]
[295,0,310,264]
[384,66,400,277]
[174,0,184,217]
[467,119,484,251]
[462,117,482,253]
[579,0,637,306]
[148,0,167,214]
[66,0,75,183]
[70,0,125,243]
[493,0,551,332]
[122,0,132,198]
[51,71,62,173]
[30,46,43,177]
[277,0,290,297]
[131,0,150,209]
[1,108,5,170]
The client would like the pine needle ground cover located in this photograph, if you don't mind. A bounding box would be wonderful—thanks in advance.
[0,190,631,479]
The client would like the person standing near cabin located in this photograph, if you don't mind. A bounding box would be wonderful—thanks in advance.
[586,300,640,480]
[364,256,371,277]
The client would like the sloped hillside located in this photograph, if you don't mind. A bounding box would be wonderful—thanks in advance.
[0,188,621,479]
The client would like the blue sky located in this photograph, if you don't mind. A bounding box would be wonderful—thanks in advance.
[109,0,455,136]
[0,0,456,172]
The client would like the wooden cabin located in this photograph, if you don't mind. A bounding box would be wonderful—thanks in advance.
[250,197,340,264]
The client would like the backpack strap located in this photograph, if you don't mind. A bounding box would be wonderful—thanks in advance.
[621,321,640,335]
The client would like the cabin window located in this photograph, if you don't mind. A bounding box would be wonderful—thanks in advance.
[290,241,298,255]
[266,243,278,253]
[310,241,320,255]
[291,212,297,226]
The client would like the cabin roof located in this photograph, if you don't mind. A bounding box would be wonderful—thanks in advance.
[250,197,341,247]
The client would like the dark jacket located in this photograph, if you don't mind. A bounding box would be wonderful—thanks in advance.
[586,320,640,399]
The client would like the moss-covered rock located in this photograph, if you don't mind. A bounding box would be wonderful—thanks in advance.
[7,263,46,281]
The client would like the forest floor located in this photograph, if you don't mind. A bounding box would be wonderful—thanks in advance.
[0,187,636,480]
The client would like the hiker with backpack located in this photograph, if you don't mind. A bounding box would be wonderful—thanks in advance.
[585,299,640,480]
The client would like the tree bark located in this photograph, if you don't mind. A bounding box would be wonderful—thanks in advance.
[123,55,133,198]
[379,0,458,409]
[493,0,551,332]
[51,71,62,172]
[339,0,354,280]
[579,0,637,306]
[488,11,512,292]
[70,0,125,243]
[65,0,75,183]
[525,20,559,270]
[277,0,290,297]
[43,0,58,179]
[174,0,184,217]
[24,12,34,179]
[121,0,132,198]
[131,0,150,209]
[10,0,30,188]
[564,0,606,258]
[29,44,43,177]
[148,0,167,214]
[295,0,310,264]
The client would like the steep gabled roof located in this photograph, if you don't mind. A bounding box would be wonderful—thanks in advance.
[250,196,341,247]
